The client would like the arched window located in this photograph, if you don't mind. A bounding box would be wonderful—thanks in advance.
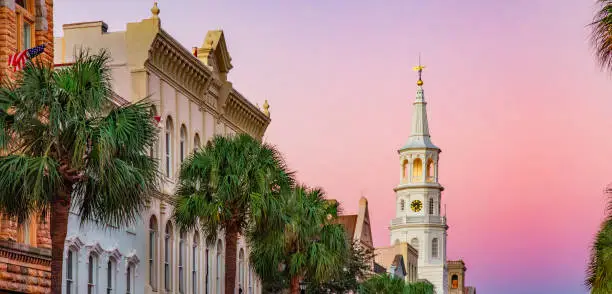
[180,124,187,163]
[106,258,116,294]
[432,238,439,258]
[87,253,98,294]
[451,274,459,289]
[410,238,419,252]
[402,159,409,179]
[165,117,174,177]
[179,230,186,294]
[66,249,77,294]
[238,249,245,292]
[194,133,201,153]
[164,222,173,291]
[428,198,434,215]
[426,159,434,182]
[149,216,158,289]
[126,262,135,294]
[216,240,223,294]
[193,232,199,294]
[412,158,423,182]
[400,199,405,211]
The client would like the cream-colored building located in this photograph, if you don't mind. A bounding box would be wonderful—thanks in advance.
[55,3,268,294]
[374,242,418,282]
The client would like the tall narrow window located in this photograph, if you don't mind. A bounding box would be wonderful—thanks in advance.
[164,222,173,291]
[193,133,201,153]
[16,0,34,52]
[402,159,409,179]
[179,230,186,294]
[412,158,423,182]
[410,238,419,257]
[150,106,158,158]
[17,218,31,245]
[216,241,223,294]
[451,274,459,289]
[165,117,174,177]
[400,199,405,211]
[432,238,439,258]
[428,198,434,215]
[193,232,199,294]
[180,125,187,163]
[67,250,76,294]
[88,254,98,294]
[106,259,114,294]
[206,247,212,294]
[238,249,245,292]
[149,216,158,289]
[126,263,134,294]
[248,268,253,294]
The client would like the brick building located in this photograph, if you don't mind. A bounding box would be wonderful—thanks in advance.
[0,0,54,293]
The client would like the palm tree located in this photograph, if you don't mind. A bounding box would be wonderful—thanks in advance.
[0,51,159,293]
[590,0,612,71]
[359,274,407,294]
[405,281,434,294]
[249,185,348,294]
[586,185,612,293]
[173,133,294,294]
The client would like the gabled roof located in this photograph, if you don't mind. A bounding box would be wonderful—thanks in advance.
[203,30,233,75]
[333,197,373,249]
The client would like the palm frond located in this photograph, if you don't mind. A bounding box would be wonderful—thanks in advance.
[590,0,612,71]
[0,155,60,221]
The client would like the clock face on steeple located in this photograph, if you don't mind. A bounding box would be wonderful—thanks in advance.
[410,200,423,212]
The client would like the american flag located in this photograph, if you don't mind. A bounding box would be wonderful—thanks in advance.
[8,44,46,71]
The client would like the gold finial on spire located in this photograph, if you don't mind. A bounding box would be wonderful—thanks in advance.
[151,2,160,18]
[262,100,270,117]
[412,53,425,86]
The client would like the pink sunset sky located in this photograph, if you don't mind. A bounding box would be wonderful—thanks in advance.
[57,1,612,293]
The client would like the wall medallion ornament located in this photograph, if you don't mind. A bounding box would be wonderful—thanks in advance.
[410,200,423,212]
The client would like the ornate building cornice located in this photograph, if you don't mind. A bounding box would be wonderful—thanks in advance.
[0,240,51,267]
[224,89,270,138]
[147,29,216,110]
[145,29,270,139]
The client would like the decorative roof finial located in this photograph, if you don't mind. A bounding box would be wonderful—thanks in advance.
[412,53,425,86]
[262,100,270,117]
[151,2,160,19]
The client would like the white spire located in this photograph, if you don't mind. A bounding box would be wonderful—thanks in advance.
[401,62,439,150]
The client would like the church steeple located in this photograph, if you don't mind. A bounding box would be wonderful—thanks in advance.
[401,60,439,151]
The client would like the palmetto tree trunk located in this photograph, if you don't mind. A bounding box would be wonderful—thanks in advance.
[50,163,80,293]
[225,228,239,294]
[50,181,73,294]
[290,275,301,294]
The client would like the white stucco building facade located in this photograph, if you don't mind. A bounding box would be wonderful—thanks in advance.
[55,4,269,294]
[389,68,448,294]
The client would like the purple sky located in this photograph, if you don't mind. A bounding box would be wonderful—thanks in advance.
[56,1,612,293]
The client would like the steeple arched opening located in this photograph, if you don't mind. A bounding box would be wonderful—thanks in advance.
[402,159,409,182]
[412,158,423,182]
[426,158,435,183]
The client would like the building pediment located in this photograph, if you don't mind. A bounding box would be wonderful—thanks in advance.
[201,30,233,78]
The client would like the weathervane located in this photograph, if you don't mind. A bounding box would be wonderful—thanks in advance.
[412,53,425,86]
